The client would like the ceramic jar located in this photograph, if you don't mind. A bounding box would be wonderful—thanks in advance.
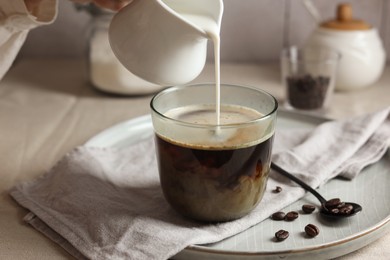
[305,4,386,91]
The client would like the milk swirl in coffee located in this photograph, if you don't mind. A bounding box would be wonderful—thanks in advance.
[163,104,272,147]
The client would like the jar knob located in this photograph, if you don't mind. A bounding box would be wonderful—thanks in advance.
[320,3,371,30]
[337,3,352,22]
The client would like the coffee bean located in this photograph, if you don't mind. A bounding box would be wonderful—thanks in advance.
[330,208,340,214]
[275,229,289,241]
[271,211,286,221]
[324,198,342,210]
[339,204,353,215]
[285,211,299,221]
[305,224,320,237]
[274,186,282,193]
[302,204,316,214]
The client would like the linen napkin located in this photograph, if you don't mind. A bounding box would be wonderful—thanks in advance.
[10,107,390,260]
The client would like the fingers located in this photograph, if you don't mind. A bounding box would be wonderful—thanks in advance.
[92,0,132,11]
[70,0,132,11]
[70,0,93,4]
[24,0,44,14]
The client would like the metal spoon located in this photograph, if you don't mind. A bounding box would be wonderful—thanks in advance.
[271,162,362,219]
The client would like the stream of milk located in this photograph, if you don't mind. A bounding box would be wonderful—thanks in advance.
[181,14,221,125]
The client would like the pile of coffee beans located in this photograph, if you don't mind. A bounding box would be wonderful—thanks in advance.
[286,74,330,110]
[271,203,320,241]
[322,198,354,216]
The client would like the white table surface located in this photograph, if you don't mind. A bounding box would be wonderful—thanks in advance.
[0,59,389,259]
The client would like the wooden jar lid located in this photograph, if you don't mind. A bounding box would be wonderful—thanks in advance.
[320,3,371,30]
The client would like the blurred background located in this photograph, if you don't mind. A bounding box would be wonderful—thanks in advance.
[17,0,389,63]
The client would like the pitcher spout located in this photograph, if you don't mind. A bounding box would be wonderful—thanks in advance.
[160,0,224,38]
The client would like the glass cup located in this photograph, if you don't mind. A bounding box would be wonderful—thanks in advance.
[150,84,278,222]
[281,47,340,111]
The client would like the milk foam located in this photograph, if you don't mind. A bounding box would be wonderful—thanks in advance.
[162,104,271,149]
[165,104,262,125]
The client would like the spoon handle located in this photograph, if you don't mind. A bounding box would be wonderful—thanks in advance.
[270,162,327,205]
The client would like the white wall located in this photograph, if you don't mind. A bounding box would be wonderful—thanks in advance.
[19,0,390,62]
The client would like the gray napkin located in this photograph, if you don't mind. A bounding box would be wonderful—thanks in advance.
[10,107,390,260]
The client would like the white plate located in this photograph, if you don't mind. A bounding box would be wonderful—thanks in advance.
[85,110,390,259]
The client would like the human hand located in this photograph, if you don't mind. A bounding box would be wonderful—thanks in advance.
[71,0,133,11]
[24,0,132,12]
[24,0,43,14]
[24,0,132,15]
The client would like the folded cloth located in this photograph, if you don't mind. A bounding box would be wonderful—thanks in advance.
[10,107,390,260]
[273,107,390,184]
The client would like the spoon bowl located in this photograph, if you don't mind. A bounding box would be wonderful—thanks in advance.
[320,202,362,219]
[271,162,362,220]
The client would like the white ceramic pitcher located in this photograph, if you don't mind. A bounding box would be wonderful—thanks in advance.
[109,0,224,86]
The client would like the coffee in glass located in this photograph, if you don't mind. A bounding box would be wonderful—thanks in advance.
[151,84,277,222]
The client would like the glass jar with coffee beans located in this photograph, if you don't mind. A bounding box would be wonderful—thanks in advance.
[281,47,340,111]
